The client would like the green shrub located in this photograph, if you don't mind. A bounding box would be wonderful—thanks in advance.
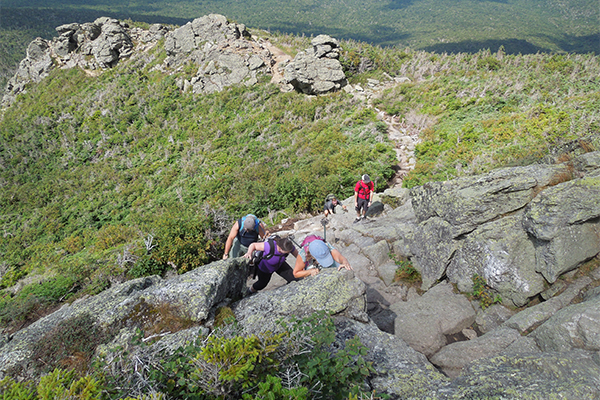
[126,311,374,399]
[37,369,103,400]
[129,254,167,279]
[391,254,421,284]
[30,313,116,375]
[0,375,36,399]
[470,274,502,310]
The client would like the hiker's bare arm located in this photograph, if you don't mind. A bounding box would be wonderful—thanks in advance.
[332,249,352,271]
[223,221,240,259]
[258,223,267,239]
[243,241,265,259]
[293,255,318,278]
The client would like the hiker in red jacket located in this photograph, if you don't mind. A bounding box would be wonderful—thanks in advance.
[354,174,374,223]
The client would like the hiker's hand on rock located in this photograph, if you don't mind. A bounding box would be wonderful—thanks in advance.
[223,254,228,260]
[338,263,352,271]
[310,269,319,276]
[243,252,251,259]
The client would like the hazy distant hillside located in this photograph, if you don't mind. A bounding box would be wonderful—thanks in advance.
[1,0,598,89]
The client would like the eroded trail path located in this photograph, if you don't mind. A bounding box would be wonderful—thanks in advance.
[346,78,424,188]
[260,40,422,187]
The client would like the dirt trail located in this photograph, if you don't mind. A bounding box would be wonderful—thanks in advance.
[260,41,419,187]
[261,41,293,84]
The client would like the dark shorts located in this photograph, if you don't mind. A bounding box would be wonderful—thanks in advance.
[355,197,369,213]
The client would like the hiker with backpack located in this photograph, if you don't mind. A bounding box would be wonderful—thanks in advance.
[323,194,347,217]
[243,236,299,294]
[293,235,352,278]
[354,174,374,223]
[223,214,267,259]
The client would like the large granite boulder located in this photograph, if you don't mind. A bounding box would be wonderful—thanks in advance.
[283,34,347,95]
[446,214,545,306]
[523,172,600,283]
[390,281,476,356]
[532,290,600,352]
[234,268,368,332]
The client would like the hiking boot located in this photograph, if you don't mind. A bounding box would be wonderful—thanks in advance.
[353,217,362,224]
[245,287,256,297]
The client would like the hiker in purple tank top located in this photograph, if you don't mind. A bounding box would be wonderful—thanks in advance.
[243,236,299,295]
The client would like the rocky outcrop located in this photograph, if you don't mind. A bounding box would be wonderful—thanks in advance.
[282,34,347,95]
[0,258,248,377]
[2,38,54,107]
[2,17,136,107]
[407,152,600,306]
[163,14,272,94]
[3,15,348,108]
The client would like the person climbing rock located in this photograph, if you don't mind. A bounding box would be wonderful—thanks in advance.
[243,236,299,294]
[293,236,352,278]
[223,214,267,259]
[323,193,347,217]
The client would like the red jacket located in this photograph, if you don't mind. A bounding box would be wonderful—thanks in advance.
[355,180,374,200]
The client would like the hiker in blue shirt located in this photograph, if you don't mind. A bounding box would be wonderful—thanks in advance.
[223,214,267,259]
[293,238,352,278]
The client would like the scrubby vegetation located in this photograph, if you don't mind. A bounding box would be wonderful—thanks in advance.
[1,312,376,399]
[0,20,599,398]
[370,49,600,187]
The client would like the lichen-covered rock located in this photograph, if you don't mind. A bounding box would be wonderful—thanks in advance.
[532,291,600,352]
[334,318,448,399]
[233,269,367,332]
[0,258,248,379]
[143,258,250,321]
[409,216,456,290]
[0,276,160,378]
[446,215,545,306]
[433,350,600,399]
[523,173,600,283]
[410,164,571,237]
[502,276,592,334]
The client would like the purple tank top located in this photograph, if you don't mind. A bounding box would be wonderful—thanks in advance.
[258,241,287,273]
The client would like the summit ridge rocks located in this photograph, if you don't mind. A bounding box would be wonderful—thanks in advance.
[2,15,348,108]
